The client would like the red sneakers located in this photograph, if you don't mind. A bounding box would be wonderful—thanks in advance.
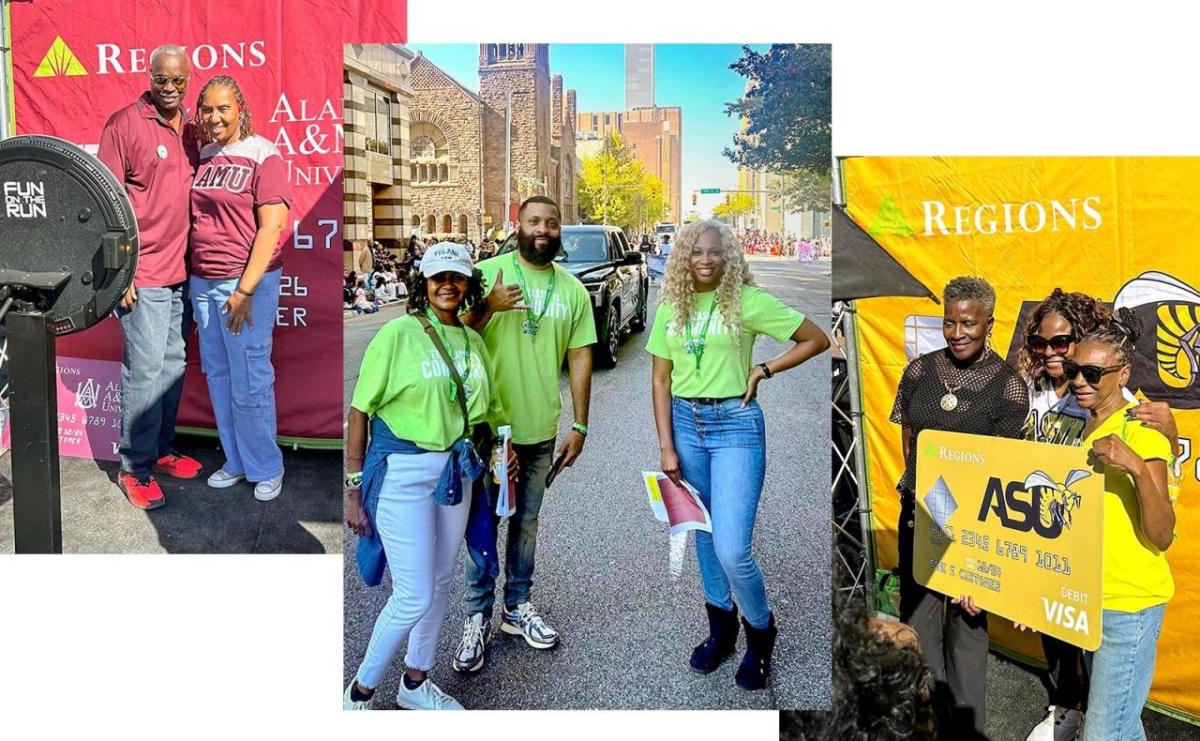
[118,473,166,510]
[153,451,203,479]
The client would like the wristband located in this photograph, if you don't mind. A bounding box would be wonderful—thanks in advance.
[236,285,254,297]
[572,422,589,437]
[345,471,364,489]
[758,362,774,379]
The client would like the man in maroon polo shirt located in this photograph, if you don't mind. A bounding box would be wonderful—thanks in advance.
[97,45,203,509]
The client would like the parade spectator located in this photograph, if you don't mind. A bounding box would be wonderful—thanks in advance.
[344,242,508,711]
[648,219,830,690]
[1068,311,1175,741]
[353,278,379,314]
[890,276,1029,738]
[451,196,596,674]
[98,44,203,510]
[188,74,291,502]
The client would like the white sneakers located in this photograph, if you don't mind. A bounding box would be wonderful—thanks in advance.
[1026,705,1084,741]
[395,676,464,710]
[206,467,245,489]
[206,466,283,501]
[452,612,494,673]
[500,601,560,649]
[254,474,284,501]
[344,676,463,711]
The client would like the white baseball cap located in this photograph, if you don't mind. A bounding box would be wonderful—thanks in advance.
[420,242,473,278]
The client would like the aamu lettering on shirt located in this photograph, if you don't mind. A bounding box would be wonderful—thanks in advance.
[189,135,292,279]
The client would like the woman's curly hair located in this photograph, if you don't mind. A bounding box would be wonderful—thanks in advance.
[406,269,487,316]
[194,75,255,144]
[661,219,754,340]
[1018,288,1113,380]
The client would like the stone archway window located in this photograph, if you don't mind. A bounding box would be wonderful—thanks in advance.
[411,214,420,229]
[458,215,468,235]
[442,215,452,234]
[426,215,436,234]
[409,121,452,184]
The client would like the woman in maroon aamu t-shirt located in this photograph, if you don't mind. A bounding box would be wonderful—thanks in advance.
[189,74,292,502]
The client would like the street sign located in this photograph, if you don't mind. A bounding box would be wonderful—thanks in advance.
[700,188,721,194]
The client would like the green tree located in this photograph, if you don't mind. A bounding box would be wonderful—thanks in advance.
[712,192,756,230]
[579,132,666,232]
[781,169,832,213]
[724,44,831,175]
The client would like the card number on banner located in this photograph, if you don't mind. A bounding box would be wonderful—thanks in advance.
[292,218,339,250]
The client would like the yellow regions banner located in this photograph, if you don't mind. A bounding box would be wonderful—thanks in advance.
[845,157,1200,721]
[914,431,1103,650]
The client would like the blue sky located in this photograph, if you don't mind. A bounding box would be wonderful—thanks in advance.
[410,43,772,218]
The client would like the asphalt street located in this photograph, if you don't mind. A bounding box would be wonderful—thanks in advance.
[0,418,341,553]
[343,256,832,710]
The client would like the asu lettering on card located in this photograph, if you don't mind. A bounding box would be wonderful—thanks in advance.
[913,430,1105,650]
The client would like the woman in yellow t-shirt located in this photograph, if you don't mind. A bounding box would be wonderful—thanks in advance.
[342,243,507,711]
[647,220,830,690]
[1070,308,1175,741]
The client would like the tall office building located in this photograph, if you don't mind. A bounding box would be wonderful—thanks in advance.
[625,44,654,109]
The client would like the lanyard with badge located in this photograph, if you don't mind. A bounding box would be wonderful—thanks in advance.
[682,296,718,369]
[511,253,556,336]
[426,308,473,401]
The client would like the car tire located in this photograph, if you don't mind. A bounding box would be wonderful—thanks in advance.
[594,303,621,369]
[629,282,648,333]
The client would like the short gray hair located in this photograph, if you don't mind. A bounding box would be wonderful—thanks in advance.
[943,275,996,315]
[149,45,188,70]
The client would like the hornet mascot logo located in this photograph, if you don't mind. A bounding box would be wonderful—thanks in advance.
[1025,469,1092,531]
[1114,271,1200,407]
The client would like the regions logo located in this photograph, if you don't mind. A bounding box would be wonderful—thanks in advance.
[34,36,87,77]
[1114,271,1200,408]
[978,468,1091,538]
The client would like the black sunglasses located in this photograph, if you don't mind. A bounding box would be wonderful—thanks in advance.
[151,75,189,87]
[1027,333,1075,355]
[1062,360,1123,386]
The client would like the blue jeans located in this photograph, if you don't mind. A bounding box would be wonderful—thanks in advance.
[671,397,771,628]
[190,269,283,482]
[464,439,555,619]
[1082,604,1167,741]
[117,283,190,477]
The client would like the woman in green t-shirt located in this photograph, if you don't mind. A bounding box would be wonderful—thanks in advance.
[1068,309,1175,741]
[647,220,830,690]
[342,243,507,711]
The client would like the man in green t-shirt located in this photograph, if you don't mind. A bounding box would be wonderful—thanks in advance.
[451,196,596,674]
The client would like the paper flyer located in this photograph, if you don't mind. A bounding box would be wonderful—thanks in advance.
[642,471,712,536]
[495,425,517,518]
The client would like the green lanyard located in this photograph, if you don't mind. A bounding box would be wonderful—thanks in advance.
[426,308,473,402]
[511,253,556,336]
[683,297,718,370]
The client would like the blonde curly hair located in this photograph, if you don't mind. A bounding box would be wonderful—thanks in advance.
[661,219,754,339]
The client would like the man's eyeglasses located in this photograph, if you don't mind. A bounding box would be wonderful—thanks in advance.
[1027,333,1075,355]
[151,75,189,87]
[1062,361,1123,386]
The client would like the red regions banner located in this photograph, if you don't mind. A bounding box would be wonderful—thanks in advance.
[6,0,405,449]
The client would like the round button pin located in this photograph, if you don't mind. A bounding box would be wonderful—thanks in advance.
[156,144,168,160]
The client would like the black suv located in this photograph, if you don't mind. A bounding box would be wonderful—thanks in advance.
[560,225,648,368]
[496,224,649,368]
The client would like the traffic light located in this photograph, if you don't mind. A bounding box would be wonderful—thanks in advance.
[691,192,697,207]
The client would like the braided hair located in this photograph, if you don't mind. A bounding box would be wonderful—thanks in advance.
[194,75,255,144]
[1079,306,1143,365]
[1018,288,1114,379]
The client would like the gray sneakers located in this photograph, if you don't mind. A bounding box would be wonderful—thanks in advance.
[500,601,560,649]
[452,612,495,673]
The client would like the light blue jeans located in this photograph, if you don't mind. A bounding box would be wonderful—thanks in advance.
[1082,603,1167,741]
[671,397,770,628]
[190,268,283,482]
[117,283,190,477]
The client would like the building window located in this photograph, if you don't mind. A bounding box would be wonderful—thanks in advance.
[442,215,452,233]
[411,136,436,160]
[458,215,468,235]
[426,215,435,234]
[365,88,390,156]
[409,121,452,184]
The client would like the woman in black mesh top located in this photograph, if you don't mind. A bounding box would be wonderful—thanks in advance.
[890,276,1029,739]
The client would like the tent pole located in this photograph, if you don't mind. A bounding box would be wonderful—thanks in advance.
[843,300,876,609]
